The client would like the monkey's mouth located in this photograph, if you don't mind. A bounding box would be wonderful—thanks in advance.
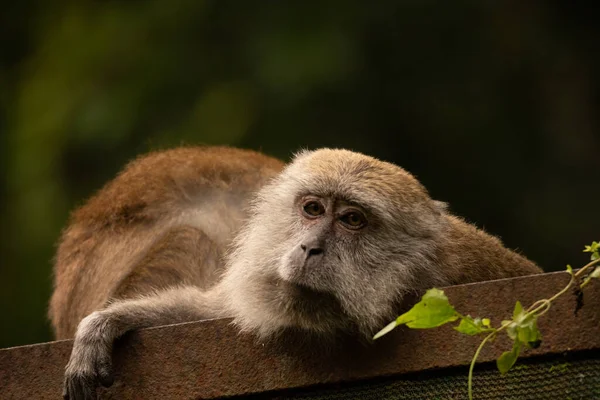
[279,259,333,293]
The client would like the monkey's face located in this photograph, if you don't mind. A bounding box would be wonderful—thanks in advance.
[224,149,447,337]
[280,195,368,286]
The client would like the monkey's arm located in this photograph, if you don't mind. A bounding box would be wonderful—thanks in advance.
[63,286,224,400]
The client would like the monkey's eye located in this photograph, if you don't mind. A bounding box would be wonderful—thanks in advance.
[339,212,367,229]
[302,201,325,217]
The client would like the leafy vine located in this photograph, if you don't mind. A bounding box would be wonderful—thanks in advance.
[374,241,600,400]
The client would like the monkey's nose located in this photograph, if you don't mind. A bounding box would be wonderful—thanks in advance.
[300,239,324,258]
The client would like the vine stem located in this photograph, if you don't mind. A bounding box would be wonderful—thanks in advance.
[526,258,600,317]
[574,257,600,278]
[468,331,495,400]
[468,257,600,400]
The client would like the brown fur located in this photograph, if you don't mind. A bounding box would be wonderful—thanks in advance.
[49,146,284,338]
[440,215,539,284]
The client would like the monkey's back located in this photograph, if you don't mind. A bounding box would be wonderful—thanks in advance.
[49,147,284,338]
[438,215,542,284]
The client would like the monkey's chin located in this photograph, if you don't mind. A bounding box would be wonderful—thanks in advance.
[278,262,332,293]
[272,278,352,334]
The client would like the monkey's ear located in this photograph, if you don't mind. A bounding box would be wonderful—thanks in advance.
[433,200,449,214]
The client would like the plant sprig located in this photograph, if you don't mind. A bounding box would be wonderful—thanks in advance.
[374,241,600,400]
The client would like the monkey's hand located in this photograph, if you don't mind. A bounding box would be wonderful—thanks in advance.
[63,311,116,400]
[62,286,223,399]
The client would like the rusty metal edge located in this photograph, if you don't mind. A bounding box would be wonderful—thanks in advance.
[1,270,599,399]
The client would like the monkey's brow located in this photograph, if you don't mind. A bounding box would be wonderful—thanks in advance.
[339,197,385,217]
[297,190,382,216]
[336,197,368,210]
[337,190,395,219]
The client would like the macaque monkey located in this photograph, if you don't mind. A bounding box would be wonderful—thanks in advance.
[51,146,541,399]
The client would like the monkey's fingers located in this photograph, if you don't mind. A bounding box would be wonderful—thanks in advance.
[63,342,113,399]
[63,373,98,400]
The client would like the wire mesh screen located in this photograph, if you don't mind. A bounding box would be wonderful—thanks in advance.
[262,355,600,400]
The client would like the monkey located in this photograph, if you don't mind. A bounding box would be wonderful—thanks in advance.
[52,146,541,399]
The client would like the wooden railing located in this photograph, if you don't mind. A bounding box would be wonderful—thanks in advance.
[1,271,599,399]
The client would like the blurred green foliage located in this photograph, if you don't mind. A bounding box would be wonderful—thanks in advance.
[1,1,599,348]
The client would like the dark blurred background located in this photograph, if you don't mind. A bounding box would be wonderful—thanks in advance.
[1,1,598,348]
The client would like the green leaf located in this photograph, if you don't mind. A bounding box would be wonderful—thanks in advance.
[497,341,522,374]
[374,288,460,339]
[395,288,459,329]
[504,321,518,341]
[512,301,524,320]
[455,316,493,336]
[566,264,573,275]
[517,314,542,348]
[373,320,398,340]
[504,300,543,349]
[505,301,543,349]
[455,317,482,335]
[584,241,600,257]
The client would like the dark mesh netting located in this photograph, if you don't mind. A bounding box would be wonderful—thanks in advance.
[259,355,600,400]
